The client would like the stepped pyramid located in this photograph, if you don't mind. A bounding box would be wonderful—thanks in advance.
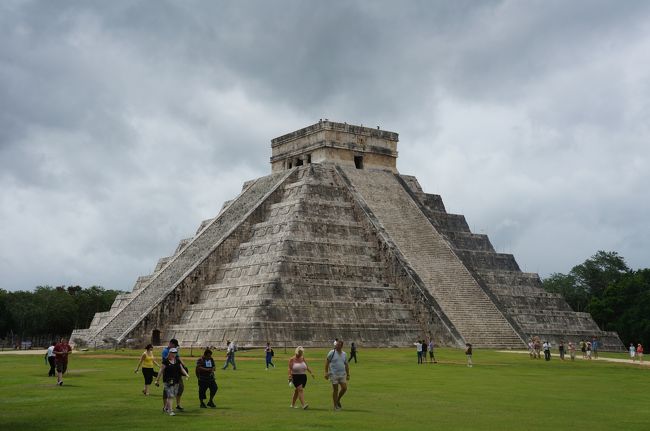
[72,121,622,350]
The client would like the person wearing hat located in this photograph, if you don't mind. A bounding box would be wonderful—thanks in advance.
[161,339,187,411]
[156,348,189,416]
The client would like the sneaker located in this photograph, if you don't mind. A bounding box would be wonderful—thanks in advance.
[200,402,207,409]
[58,381,63,386]
[168,411,176,416]
[176,406,184,411]
[207,401,216,408]
[337,401,342,409]
[334,405,341,411]
[302,404,309,410]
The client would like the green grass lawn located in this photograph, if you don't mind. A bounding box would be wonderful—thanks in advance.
[0,348,647,430]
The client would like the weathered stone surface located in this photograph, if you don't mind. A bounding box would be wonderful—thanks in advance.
[73,121,623,350]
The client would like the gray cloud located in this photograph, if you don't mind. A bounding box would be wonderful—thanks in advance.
[1,0,649,291]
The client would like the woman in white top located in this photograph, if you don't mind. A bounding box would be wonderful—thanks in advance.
[288,346,314,409]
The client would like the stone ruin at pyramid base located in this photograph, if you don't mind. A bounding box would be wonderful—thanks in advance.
[72,121,623,351]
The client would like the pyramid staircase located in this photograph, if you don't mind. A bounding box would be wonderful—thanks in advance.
[397,175,622,350]
[167,164,426,346]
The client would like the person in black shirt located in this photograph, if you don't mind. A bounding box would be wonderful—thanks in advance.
[465,343,473,368]
[155,348,189,416]
[196,349,218,408]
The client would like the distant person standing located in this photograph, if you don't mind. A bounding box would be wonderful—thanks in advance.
[45,342,56,377]
[222,340,237,370]
[414,340,423,364]
[636,344,644,363]
[428,340,437,363]
[580,340,587,359]
[325,340,350,410]
[568,342,576,361]
[629,343,636,362]
[558,341,565,360]
[465,343,473,367]
[421,340,428,362]
[135,344,160,395]
[543,341,551,361]
[265,342,275,370]
[156,348,189,416]
[586,342,592,360]
[349,342,358,364]
[53,337,72,386]
[591,337,599,359]
[196,349,218,408]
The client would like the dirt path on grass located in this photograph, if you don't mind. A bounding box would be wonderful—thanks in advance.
[498,350,650,367]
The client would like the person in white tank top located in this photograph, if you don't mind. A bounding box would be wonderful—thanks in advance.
[288,346,314,409]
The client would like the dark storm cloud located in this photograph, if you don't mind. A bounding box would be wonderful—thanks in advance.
[1,0,649,291]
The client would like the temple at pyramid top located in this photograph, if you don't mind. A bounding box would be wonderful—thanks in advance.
[270,120,399,172]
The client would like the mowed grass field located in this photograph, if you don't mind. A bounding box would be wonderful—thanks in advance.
[0,347,647,430]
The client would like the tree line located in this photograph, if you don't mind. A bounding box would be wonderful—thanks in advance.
[0,285,122,346]
[542,251,650,348]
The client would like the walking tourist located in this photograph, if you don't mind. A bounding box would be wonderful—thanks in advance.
[533,337,542,359]
[592,337,599,359]
[422,339,428,361]
[580,340,587,359]
[265,342,275,369]
[135,344,160,395]
[288,346,314,409]
[45,342,56,377]
[196,348,218,408]
[543,341,551,361]
[558,340,565,360]
[162,339,187,411]
[349,342,358,364]
[155,348,189,416]
[528,339,535,359]
[465,343,473,367]
[568,342,576,360]
[325,340,350,410]
[586,341,592,360]
[636,343,644,363]
[629,343,636,361]
[53,337,72,386]
[222,340,237,370]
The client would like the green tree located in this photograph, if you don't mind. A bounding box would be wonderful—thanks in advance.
[570,251,630,298]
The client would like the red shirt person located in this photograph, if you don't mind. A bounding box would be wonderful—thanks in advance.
[53,338,72,386]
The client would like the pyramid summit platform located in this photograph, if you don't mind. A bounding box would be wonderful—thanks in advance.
[72,120,622,350]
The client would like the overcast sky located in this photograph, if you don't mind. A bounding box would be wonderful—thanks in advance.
[1,0,649,292]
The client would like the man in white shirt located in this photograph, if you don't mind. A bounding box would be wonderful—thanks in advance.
[45,342,56,376]
[325,340,350,410]
[222,340,237,370]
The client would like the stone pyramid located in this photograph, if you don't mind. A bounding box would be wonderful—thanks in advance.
[72,121,622,350]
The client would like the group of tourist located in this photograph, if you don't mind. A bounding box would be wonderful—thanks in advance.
[413,339,437,364]
[129,338,353,415]
[527,336,609,361]
[629,343,644,362]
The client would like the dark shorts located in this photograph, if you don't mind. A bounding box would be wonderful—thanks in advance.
[292,374,307,388]
[55,361,67,373]
[142,368,156,385]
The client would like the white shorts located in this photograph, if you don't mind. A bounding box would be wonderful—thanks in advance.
[329,374,346,385]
